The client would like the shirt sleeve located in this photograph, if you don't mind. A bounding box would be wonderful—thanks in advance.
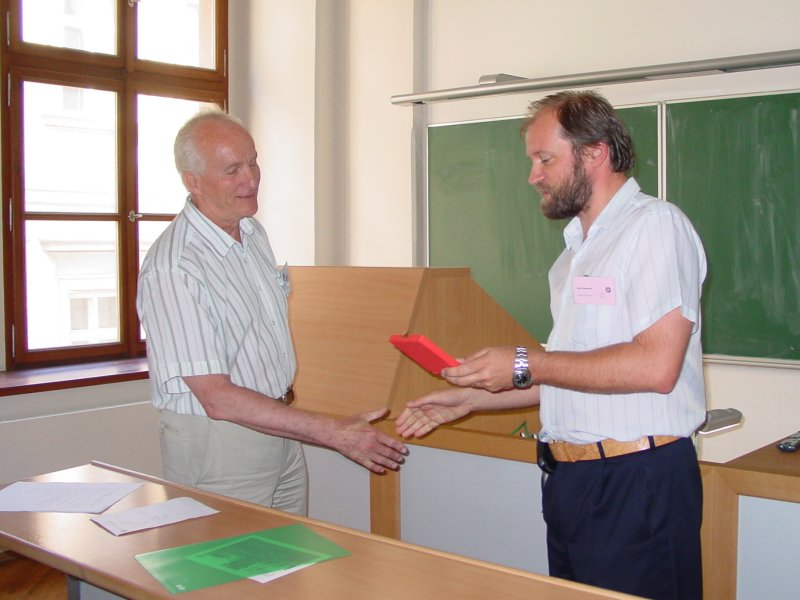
[138,269,229,395]
[625,205,706,336]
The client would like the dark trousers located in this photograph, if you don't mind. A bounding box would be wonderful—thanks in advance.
[542,437,702,600]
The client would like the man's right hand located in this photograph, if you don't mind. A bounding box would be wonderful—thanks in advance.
[332,407,408,474]
[184,374,409,474]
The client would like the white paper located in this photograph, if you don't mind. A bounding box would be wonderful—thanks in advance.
[91,496,219,536]
[0,481,143,513]
[250,563,314,583]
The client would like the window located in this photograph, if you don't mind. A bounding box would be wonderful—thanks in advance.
[1,0,228,369]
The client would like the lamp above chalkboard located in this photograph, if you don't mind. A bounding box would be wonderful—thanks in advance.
[391,48,800,106]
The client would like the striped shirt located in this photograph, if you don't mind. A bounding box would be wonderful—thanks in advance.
[540,178,707,443]
[136,199,296,416]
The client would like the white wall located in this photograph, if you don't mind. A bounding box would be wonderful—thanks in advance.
[425,0,800,91]
[0,381,160,484]
[339,0,415,266]
[228,0,415,268]
[228,0,318,266]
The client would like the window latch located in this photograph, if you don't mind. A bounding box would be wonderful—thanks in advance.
[128,211,142,222]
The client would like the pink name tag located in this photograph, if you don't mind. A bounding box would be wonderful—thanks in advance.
[572,276,616,305]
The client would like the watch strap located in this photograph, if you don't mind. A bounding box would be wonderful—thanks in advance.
[514,346,529,370]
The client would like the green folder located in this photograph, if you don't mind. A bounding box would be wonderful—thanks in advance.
[135,524,350,594]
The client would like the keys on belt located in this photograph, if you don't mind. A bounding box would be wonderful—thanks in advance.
[278,386,295,405]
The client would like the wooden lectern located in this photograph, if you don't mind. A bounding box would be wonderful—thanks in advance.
[287,266,541,537]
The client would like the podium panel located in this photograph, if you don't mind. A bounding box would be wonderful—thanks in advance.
[288,266,541,436]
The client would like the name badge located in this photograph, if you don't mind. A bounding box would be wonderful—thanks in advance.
[572,276,616,305]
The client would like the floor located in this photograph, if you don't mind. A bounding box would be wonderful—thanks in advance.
[0,552,66,600]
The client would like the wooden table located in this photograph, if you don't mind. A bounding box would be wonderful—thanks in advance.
[0,462,637,599]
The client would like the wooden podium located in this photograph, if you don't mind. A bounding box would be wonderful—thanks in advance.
[287,266,541,435]
[286,267,542,536]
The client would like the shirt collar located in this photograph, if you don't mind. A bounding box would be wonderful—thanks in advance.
[183,198,254,259]
[593,177,640,233]
[563,177,640,251]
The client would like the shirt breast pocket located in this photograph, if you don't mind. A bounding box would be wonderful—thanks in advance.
[570,302,622,350]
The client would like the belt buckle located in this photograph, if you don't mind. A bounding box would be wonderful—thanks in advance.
[279,386,295,405]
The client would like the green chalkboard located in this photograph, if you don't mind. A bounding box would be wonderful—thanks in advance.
[429,94,800,361]
[428,105,659,342]
[666,93,800,360]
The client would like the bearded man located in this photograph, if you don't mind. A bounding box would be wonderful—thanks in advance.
[397,91,707,600]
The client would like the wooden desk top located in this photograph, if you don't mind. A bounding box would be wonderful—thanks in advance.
[0,463,636,600]
[723,438,800,478]
[700,437,800,509]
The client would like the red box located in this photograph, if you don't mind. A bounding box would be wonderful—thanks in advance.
[389,334,459,375]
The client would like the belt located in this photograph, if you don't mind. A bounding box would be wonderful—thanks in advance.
[278,386,295,405]
[549,435,681,462]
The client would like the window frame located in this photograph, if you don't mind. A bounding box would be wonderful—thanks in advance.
[0,0,229,370]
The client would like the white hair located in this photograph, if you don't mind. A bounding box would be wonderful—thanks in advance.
[173,108,245,174]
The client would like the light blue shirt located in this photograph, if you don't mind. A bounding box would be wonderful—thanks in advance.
[540,178,707,443]
[137,199,296,415]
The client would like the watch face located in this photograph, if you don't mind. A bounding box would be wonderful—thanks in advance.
[513,370,532,389]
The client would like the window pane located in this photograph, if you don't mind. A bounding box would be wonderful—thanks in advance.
[97,296,118,329]
[70,297,89,330]
[137,96,217,214]
[21,0,116,55]
[23,81,118,214]
[137,0,216,69]
[25,221,120,350]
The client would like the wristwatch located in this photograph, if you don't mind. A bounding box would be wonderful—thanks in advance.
[512,346,533,389]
